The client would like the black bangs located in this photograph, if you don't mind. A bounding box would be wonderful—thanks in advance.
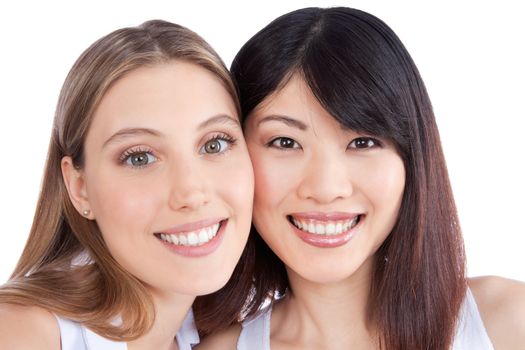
[232,7,414,156]
[231,7,324,121]
[299,8,411,154]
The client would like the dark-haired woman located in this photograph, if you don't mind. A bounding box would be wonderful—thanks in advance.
[198,7,525,350]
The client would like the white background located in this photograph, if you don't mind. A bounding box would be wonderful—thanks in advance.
[0,0,523,283]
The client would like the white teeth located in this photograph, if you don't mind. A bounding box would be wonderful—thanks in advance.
[308,222,315,233]
[188,232,198,246]
[291,216,361,235]
[157,222,221,246]
[208,223,219,240]
[198,229,208,244]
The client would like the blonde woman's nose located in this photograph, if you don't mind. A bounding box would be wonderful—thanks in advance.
[167,161,210,211]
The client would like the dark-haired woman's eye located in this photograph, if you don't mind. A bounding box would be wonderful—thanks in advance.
[268,137,301,150]
[348,137,381,150]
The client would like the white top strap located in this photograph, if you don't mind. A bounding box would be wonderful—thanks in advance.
[84,326,127,350]
[55,309,199,350]
[452,288,494,349]
[177,308,200,350]
[237,307,271,350]
[238,288,494,349]
[54,315,88,350]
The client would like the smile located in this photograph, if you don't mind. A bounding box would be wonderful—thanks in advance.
[289,215,361,235]
[154,218,228,257]
[287,213,364,248]
[156,222,221,246]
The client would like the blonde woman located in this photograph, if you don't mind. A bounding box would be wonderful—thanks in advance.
[0,20,254,349]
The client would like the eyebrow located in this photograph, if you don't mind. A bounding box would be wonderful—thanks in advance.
[102,114,240,148]
[198,114,241,130]
[103,127,163,148]
[256,115,308,130]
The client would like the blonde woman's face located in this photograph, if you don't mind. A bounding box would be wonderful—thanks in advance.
[74,62,253,296]
[244,75,405,284]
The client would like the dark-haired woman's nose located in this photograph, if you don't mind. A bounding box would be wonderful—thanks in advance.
[167,161,210,211]
[296,153,353,204]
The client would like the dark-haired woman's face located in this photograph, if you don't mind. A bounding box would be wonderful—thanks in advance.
[244,75,405,284]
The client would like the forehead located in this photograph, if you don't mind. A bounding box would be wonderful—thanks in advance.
[86,61,237,144]
[249,74,343,131]
[253,74,313,114]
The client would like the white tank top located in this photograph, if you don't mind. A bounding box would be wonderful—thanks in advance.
[54,309,199,350]
[237,288,494,349]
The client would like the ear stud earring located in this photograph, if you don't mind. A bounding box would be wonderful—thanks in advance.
[82,209,91,217]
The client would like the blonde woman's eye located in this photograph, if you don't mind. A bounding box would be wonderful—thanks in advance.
[125,152,157,167]
[268,137,301,149]
[200,135,236,155]
[348,137,380,149]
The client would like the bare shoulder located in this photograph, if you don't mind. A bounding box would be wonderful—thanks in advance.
[196,323,242,350]
[468,276,525,349]
[0,303,60,349]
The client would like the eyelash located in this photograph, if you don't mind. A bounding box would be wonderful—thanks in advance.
[347,137,382,150]
[265,136,382,150]
[118,146,157,168]
[200,132,238,155]
[117,132,238,167]
[266,137,301,150]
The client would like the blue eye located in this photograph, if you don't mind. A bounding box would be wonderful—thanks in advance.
[268,137,301,149]
[200,134,236,155]
[348,137,380,149]
[125,152,157,167]
[119,147,158,168]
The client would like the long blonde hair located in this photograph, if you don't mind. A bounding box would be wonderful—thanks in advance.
[0,20,239,341]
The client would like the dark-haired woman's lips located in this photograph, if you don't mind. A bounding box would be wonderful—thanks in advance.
[287,212,364,248]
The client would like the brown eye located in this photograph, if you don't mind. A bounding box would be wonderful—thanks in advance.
[348,137,379,149]
[204,140,221,153]
[269,137,300,149]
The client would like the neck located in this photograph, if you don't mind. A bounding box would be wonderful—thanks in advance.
[272,257,378,349]
[127,289,195,350]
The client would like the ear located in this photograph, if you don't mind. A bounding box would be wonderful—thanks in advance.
[61,156,94,220]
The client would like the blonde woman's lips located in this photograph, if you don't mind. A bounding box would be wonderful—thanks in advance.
[287,212,363,248]
[154,218,228,257]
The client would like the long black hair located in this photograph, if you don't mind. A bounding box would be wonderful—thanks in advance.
[209,7,466,349]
